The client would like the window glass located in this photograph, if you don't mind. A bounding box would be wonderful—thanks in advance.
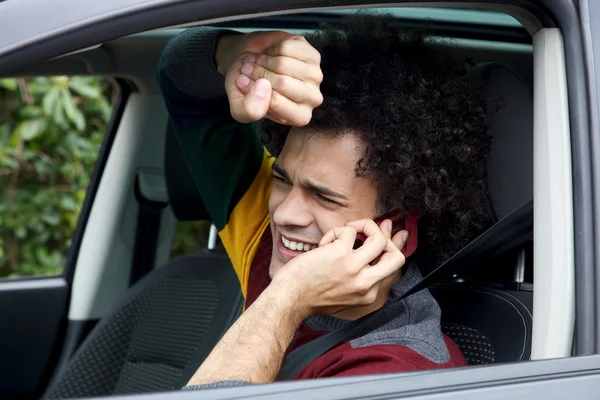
[0,76,119,279]
[322,7,522,27]
[170,220,225,258]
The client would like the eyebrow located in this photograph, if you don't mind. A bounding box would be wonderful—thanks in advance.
[272,163,349,201]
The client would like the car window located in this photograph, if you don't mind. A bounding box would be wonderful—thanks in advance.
[170,220,222,258]
[323,7,522,27]
[0,76,119,279]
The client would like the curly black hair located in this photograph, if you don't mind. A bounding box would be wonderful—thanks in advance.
[262,14,493,269]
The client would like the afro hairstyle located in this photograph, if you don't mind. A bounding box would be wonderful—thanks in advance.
[262,13,494,269]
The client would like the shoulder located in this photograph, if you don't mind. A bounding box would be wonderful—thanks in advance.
[294,340,466,379]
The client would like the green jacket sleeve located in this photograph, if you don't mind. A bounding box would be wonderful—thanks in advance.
[156,27,265,231]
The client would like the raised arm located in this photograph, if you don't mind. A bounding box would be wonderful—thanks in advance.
[157,28,271,295]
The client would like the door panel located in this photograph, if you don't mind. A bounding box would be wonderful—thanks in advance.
[0,278,68,399]
[0,75,126,398]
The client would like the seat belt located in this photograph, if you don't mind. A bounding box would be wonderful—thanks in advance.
[277,200,533,380]
[129,177,168,286]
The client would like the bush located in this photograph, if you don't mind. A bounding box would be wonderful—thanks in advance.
[0,76,119,278]
[0,76,206,279]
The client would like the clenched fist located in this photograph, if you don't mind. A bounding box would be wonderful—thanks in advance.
[215,31,324,126]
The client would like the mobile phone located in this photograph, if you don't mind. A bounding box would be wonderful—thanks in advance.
[353,210,418,257]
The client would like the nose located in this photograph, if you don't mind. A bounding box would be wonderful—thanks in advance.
[272,187,313,228]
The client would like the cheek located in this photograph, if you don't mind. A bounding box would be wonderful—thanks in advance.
[313,210,348,236]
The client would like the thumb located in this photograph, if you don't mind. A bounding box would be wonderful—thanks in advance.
[229,77,271,123]
[243,78,271,120]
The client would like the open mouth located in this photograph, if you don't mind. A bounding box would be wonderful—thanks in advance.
[280,234,317,253]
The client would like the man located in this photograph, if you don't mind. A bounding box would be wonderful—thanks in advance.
[157,14,492,388]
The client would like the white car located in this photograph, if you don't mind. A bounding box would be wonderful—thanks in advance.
[0,0,597,399]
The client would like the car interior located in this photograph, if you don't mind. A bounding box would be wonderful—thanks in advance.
[0,3,576,400]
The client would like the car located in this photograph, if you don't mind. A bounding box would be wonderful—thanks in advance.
[1,0,599,399]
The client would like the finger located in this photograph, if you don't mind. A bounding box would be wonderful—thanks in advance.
[266,38,321,65]
[391,229,409,251]
[229,78,271,123]
[269,90,313,126]
[319,226,357,248]
[253,54,323,84]
[235,72,254,95]
[380,219,392,240]
[362,250,406,281]
[345,219,388,265]
[241,62,322,106]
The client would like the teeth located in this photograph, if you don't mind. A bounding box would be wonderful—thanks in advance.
[281,236,315,252]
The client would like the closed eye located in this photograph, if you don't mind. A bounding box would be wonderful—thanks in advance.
[273,174,291,185]
[317,194,340,205]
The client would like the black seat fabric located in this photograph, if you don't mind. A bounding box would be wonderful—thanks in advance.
[44,253,243,399]
[432,284,533,364]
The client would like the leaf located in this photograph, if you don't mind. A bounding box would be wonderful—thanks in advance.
[43,87,61,116]
[59,196,78,211]
[41,213,61,226]
[17,105,43,119]
[0,78,17,91]
[15,226,27,239]
[52,94,69,129]
[61,89,85,131]
[69,78,101,98]
[99,98,113,122]
[13,118,48,141]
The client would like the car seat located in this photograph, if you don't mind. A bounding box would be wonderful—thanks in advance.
[43,61,533,399]
[431,62,534,364]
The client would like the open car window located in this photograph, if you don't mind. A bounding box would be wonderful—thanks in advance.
[0,0,594,399]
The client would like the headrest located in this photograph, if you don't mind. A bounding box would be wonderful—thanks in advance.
[165,120,210,221]
[476,63,533,221]
[165,63,533,223]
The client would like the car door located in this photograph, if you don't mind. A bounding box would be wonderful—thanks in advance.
[1,0,599,399]
[0,72,130,399]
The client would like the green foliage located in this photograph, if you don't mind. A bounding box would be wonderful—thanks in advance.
[170,220,215,259]
[0,76,117,278]
[0,76,210,279]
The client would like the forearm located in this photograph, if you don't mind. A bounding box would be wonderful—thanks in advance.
[157,27,239,101]
[187,284,306,385]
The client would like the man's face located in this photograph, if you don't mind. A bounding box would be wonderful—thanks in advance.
[268,128,379,278]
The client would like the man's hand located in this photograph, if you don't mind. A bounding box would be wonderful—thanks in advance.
[272,219,408,319]
[215,31,324,125]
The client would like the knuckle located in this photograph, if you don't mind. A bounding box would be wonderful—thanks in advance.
[273,75,291,92]
[354,279,371,296]
[271,57,289,73]
[396,251,406,265]
[292,110,312,127]
[313,68,324,84]
[311,90,324,107]
[363,290,377,304]
[279,40,294,55]
[312,51,322,65]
